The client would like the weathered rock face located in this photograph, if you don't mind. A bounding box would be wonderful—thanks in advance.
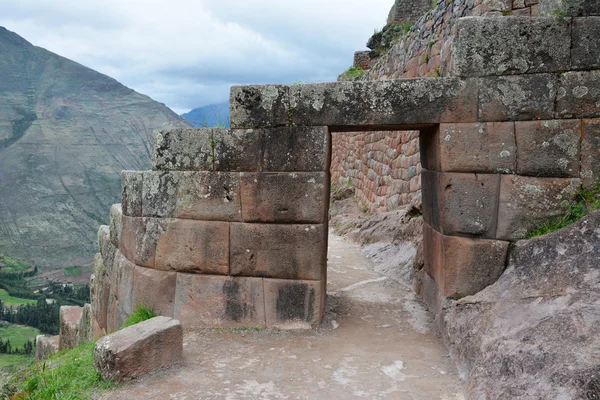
[443,210,600,399]
[58,304,94,350]
[35,335,59,362]
[94,316,183,382]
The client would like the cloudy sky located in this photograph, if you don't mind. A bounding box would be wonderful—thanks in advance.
[0,0,391,114]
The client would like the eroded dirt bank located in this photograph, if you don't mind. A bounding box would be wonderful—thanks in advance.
[104,232,464,400]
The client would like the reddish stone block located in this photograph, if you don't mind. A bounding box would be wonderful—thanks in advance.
[496,175,581,240]
[515,120,581,178]
[421,169,441,231]
[436,123,516,173]
[91,254,109,332]
[114,251,135,316]
[240,172,328,223]
[230,223,327,280]
[556,71,600,119]
[173,274,265,329]
[121,171,143,217]
[132,266,176,318]
[98,225,116,273]
[120,217,168,268]
[154,219,229,275]
[438,172,500,238]
[142,171,242,221]
[423,223,443,286]
[109,204,122,248]
[263,278,324,329]
[582,119,600,188]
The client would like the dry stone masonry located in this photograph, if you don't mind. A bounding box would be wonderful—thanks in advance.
[91,0,599,330]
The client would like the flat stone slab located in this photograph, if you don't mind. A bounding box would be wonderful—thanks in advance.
[94,316,183,382]
[230,78,478,129]
[453,17,571,77]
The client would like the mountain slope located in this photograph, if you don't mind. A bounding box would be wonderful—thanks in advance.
[181,102,230,128]
[0,27,191,268]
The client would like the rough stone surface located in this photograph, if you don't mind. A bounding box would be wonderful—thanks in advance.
[477,74,557,121]
[114,251,135,316]
[262,126,330,172]
[444,211,600,399]
[173,275,266,329]
[453,17,571,77]
[154,219,229,275]
[231,78,478,129]
[424,224,509,298]
[582,118,600,187]
[240,172,328,223]
[426,122,516,173]
[131,266,176,317]
[571,17,600,70]
[109,204,122,249]
[142,171,242,220]
[421,169,441,232]
[515,119,581,178]
[556,71,600,118]
[121,171,143,217]
[120,217,168,268]
[152,128,214,171]
[91,253,109,333]
[437,172,500,238]
[539,0,600,16]
[263,279,324,329]
[98,225,117,273]
[496,175,580,240]
[94,316,183,382]
[230,223,327,280]
[35,335,59,362]
[230,85,291,129]
[59,306,84,350]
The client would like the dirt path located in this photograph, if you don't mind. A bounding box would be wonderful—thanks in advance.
[104,232,464,400]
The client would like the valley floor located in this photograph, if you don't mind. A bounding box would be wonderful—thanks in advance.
[104,232,464,400]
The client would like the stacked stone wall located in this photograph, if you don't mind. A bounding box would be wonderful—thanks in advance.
[331,131,421,212]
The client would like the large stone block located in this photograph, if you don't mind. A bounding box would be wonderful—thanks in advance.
[142,171,242,220]
[35,335,59,362]
[98,225,116,272]
[212,128,265,172]
[421,169,441,231]
[496,175,581,240]
[571,17,600,70]
[109,204,122,248]
[152,128,214,171]
[91,254,109,333]
[59,306,84,350]
[424,232,509,298]
[539,0,600,16]
[515,120,581,178]
[154,219,229,275]
[132,266,176,317]
[94,316,183,382]
[556,71,600,119]
[230,85,291,129]
[263,279,324,329]
[120,217,168,268]
[240,172,328,223]
[114,251,135,316]
[437,173,500,238]
[230,223,327,280]
[477,74,557,121]
[173,274,266,329]
[423,223,443,287]
[453,17,571,77]
[121,171,143,217]
[432,123,516,173]
[262,126,330,172]
[231,78,478,129]
[582,119,600,188]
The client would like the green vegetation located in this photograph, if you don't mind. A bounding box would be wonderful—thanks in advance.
[342,67,366,80]
[5,341,113,400]
[367,23,413,57]
[0,255,31,274]
[121,304,157,330]
[0,354,29,368]
[0,324,38,350]
[0,107,37,150]
[0,290,36,306]
[63,266,87,277]
[528,182,600,238]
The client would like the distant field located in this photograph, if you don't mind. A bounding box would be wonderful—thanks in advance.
[63,265,90,277]
[0,323,39,348]
[0,255,31,273]
[0,354,30,368]
[0,289,37,305]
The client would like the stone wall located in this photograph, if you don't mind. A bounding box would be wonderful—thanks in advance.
[331,131,421,212]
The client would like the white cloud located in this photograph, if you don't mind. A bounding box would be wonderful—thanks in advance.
[0,0,390,113]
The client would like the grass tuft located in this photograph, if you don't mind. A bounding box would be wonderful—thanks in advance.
[528,182,600,238]
[120,304,157,330]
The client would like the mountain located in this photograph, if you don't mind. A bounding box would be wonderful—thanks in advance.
[0,27,191,268]
[181,102,230,128]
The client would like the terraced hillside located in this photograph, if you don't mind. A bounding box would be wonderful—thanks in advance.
[0,27,191,268]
